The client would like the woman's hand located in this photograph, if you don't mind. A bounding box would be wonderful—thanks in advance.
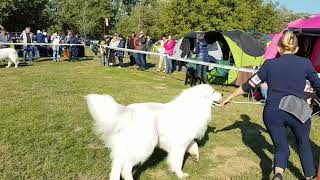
[221,96,232,107]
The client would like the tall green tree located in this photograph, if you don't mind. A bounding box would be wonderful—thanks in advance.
[158,0,263,38]
[52,0,113,37]
[113,0,166,38]
[0,0,50,32]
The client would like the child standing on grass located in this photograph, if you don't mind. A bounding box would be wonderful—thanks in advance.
[51,32,61,62]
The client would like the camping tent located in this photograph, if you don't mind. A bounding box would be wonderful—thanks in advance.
[173,31,223,61]
[205,30,265,84]
[264,14,320,71]
[174,30,265,85]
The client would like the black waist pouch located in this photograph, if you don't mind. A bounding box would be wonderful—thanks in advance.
[279,95,312,123]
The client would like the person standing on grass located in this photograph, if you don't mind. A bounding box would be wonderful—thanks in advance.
[20,27,35,64]
[100,40,109,66]
[51,32,61,62]
[35,30,43,58]
[0,29,11,48]
[156,35,167,72]
[133,32,140,67]
[109,33,120,66]
[65,30,78,62]
[137,31,147,71]
[164,35,175,74]
[127,32,136,66]
[116,35,126,68]
[222,31,320,180]
[194,32,209,84]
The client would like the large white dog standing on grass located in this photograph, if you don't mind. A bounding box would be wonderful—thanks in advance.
[86,84,222,180]
[0,48,19,68]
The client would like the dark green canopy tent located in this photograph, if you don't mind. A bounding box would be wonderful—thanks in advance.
[205,30,265,84]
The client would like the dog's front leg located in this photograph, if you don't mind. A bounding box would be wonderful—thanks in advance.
[168,147,189,179]
[14,61,19,68]
[187,140,199,162]
[6,61,12,68]
[109,159,122,180]
[121,162,134,180]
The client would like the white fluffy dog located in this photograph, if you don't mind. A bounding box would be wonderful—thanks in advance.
[86,84,222,180]
[0,48,19,68]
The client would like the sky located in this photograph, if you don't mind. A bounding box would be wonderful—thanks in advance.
[273,0,320,14]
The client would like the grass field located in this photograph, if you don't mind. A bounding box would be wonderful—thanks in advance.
[0,49,319,180]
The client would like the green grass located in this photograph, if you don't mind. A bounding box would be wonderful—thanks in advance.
[0,49,319,180]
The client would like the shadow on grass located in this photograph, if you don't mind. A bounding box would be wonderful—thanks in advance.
[133,126,216,179]
[30,56,94,62]
[0,62,33,68]
[133,148,167,180]
[216,114,304,180]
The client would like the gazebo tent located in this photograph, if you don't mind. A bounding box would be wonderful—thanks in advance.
[264,14,320,71]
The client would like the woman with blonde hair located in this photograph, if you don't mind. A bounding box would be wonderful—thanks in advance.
[222,31,320,180]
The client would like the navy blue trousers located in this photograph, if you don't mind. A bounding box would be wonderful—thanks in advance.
[263,106,315,177]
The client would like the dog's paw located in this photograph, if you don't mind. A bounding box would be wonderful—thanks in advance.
[5,66,10,68]
[191,153,199,162]
[177,172,189,179]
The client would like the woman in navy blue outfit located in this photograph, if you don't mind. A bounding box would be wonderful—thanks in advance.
[222,31,320,180]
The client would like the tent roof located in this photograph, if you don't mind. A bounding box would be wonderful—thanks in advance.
[288,14,320,29]
[288,14,320,36]
[205,30,265,57]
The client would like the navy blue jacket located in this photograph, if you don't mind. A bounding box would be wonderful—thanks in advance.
[195,41,209,62]
[255,54,320,107]
[36,33,44,43]
[116,38,126,58]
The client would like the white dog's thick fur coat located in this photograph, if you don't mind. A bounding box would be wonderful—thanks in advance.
[0,48,19,68]
[86,84,222,180]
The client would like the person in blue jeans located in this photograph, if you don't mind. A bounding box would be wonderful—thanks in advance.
[51,32,61,62]
[194,33,209,84]
[164,35,175,74]
[100,40,109,66]
[166,57,173,74]
[23,46,34,63]
[20,27,35,63]
[65,30,78,62]
[222,31,319,180]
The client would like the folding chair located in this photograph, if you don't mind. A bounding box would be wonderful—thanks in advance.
[305,81,320,120]
[208,59,230,85]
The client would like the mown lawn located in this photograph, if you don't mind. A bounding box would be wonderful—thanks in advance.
[0,49,319,180]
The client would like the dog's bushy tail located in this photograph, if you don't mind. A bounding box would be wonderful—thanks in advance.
[86,94,125,144]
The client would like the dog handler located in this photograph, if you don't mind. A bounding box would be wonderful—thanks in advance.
[222,31,320,180]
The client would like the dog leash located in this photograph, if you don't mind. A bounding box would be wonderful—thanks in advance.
[212,101,264,107]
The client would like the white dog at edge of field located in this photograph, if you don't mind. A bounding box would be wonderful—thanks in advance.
[86,84,223,180]
[0,48,19,68]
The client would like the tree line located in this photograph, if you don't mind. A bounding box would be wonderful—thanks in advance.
[0,0,310,38]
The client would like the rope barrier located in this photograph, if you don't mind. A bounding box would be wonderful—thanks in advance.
[0,42,258,73]
[212,101,264,107]
[101,45,259,73]
[0,42,85,46]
